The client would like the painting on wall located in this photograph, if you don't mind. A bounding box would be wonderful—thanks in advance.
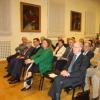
[20,2,41,32]
[70,11,81,31]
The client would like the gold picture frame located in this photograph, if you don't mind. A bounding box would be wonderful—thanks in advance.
[70,11,81,32]
[20,2,41,32]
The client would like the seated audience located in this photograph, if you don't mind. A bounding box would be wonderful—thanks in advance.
[54,38,74,72]
[88,39,96,51]
[4,38,41,82]
[64,37,70,48]
[79,38,84,45]
[40,36,55,49]
[48,42,90,100]
[94,44,100,54]
[83,42,94,67]
[95,36,100,47]
[55,36,63,48]
[53,39,66,61]
[6,37,28,64]
[40,36,45,45]
[84,52,100,100]
[21,39,53,91]
[4,40,33,78]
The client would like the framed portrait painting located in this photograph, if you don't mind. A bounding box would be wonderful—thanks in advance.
[20,2,41,32]
[70,11,81,31]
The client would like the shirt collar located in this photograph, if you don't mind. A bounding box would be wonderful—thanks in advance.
[75,52,81,60]
[36,45,40,49]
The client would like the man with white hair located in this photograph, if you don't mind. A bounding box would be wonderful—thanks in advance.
[48,42,90,100]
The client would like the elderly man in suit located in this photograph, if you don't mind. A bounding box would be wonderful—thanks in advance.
[4,38,41,84]
[8,38,41,84]
[48,42,90,100]
[6,37,28,63]
[84,53,100,100]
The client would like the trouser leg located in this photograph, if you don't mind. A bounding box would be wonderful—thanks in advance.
[84,68,95,91]
[11,59,24,79]
[84,74,90,91]
[48,75,72,100]
[92,75,100,98]
[7,58,16,74]
[48,76,63,100]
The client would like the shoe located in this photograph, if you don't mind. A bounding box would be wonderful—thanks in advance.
[21,86,31,91]
[9,79,20,84]
[92,96,99,100]
[4,74,11,78]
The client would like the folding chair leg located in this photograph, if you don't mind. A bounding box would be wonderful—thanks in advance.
[40,77,44,90]
[22,67,25,78]
[39,77,44,90]
[82,85,84,93]
[39,77,42,90]
[72,88,75,100]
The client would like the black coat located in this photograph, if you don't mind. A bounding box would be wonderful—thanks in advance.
[48,53,90,100]
[83,51,94,68]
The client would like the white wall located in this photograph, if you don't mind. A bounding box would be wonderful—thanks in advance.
[10,0,48,53]
[64,0,100,39]
[48,0,100,41]
[0,0,100,54]
[0,0,48,54]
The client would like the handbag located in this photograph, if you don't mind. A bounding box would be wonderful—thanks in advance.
[74,92,90,100]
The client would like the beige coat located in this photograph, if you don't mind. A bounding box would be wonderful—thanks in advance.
[90,53,100,77]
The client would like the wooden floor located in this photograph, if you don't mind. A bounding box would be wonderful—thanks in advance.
[0,61,73,100]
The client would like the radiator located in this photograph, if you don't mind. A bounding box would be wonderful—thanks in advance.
[0,41,11,60]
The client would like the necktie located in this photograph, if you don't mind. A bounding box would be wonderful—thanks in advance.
[23,47,29,55]
[66,48,72,59]
[68,55,76,72]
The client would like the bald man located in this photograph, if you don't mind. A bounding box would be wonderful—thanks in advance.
[48,42,90,100]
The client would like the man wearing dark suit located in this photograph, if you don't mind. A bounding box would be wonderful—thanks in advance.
[4,40,33,78]
[83,42,94,68]
[54,38,74,72]
[48,42,90,100]
[4,38,41,82]
[8,38,41,84]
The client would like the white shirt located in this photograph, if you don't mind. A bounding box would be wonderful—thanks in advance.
[75,52,81,61]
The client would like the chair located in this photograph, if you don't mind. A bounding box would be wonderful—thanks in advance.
[39,71,54,90]
[64,82,84,100]
[39,75,45,90]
